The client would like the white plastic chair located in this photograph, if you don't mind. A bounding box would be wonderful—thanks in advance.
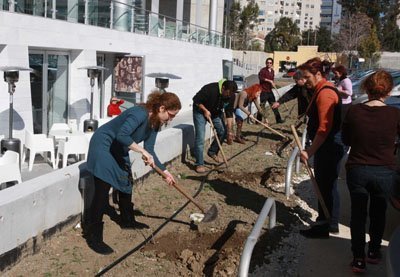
[56,135,89,168]
[25,130,56,171]
[0,151,22,184]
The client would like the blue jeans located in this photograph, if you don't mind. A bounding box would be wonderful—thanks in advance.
[346,165,394,258]
[193,107,226,166]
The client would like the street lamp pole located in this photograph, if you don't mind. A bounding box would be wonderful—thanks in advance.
[242,51,247,76]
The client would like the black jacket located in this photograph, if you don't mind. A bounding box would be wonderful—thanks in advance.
[278,84,312,116]
[192,82,235,118]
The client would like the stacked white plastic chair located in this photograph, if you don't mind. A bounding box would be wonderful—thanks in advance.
[56,135,89,168]
[25,130,56,171]
[0,150,22,184]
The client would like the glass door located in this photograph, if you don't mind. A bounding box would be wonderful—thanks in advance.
[29,51,69,134]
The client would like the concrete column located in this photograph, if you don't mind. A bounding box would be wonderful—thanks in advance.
[113,0,129,31]
[209,0,217,32]
[195,0,202,26]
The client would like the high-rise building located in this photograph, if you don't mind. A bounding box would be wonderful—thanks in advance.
[238,0,322,37]
[320,0,342,35]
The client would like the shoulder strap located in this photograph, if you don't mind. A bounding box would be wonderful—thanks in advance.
[298,85,338,120]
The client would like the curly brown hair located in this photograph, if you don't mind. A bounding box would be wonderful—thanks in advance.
[143,92,181,129]
[361,70,393,99]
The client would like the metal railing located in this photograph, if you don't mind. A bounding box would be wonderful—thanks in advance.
[285,127,307,198]
[238,198,276,277]
[6,0,230,48]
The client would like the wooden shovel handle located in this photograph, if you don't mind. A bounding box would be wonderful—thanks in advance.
[152,165,206,213]
[208,119,229,168]
[290,125,331,220]
[253,117,287,139]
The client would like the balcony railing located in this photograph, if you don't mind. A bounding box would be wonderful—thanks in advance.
[2,0,231,48]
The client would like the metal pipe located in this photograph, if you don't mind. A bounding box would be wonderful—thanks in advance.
[285,146,299,198]
[296,126,307,174]
[90,78,94,120]
[9,93,13,139]
[239,198,276,277]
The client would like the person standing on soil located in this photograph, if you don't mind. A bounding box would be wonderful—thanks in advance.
[258,58,284,124]
[233,83,268,144]
[271,70,312,118]
[298,57,345,238]
[342,70,400,273]
[85,92,181,254]
[192,79,237,173]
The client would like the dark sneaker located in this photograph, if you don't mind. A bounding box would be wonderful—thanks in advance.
[299,223,329,239]
[366,250,382,264]
[351,258,366,273]
[276,119,285,124]
[329,225,339,234]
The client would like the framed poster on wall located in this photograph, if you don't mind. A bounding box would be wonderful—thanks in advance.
[113,55,145,106]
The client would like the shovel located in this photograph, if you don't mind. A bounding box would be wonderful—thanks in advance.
[208,119,229,168]
[152,165,218,223]
[290,125,330,220]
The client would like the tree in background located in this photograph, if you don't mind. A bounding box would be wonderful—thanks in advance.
[264,17,301,52]
[340,0,400,51]
[301,26,334,52]
[358,25,381,68]
[228,1,259,50]
[333,12,372,53]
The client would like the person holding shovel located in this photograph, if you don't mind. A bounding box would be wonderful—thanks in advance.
[233,83,268,144]
[258,57,284,124]
[342,70,400,273]
[192,79,237,173]
[84,92,181,255]
[271,70,312,118]
[297,57,345,238]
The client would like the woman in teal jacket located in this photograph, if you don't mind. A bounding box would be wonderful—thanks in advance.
[84,92,181,254]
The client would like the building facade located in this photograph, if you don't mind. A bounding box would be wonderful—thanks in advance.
[0,0,232,138]
[243,0,322,37]
[320,0,342,35]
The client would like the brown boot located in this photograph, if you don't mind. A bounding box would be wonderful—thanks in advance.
[234,121,245,144]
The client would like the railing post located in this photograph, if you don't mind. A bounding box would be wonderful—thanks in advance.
[239,198,276,277]
[285,146,299,198]
[84,0,88,24]
[110,1,114,29]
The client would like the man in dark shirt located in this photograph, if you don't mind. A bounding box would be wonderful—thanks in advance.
[271,70,312,117]
[192,79,237,173]
[258,58,284,123]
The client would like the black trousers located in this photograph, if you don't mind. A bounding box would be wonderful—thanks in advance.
[259,91,282,122]
[89,176,132,225]
[314,136,345,222]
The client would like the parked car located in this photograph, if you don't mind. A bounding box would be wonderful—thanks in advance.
[233,75,246,91]
[283,68,297,78]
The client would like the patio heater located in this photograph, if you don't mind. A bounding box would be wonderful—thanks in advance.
[79,66,107,132]
[0,66,32,155]
[146,73,182,93]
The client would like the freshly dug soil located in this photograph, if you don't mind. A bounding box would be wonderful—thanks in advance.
[3,99,314,276]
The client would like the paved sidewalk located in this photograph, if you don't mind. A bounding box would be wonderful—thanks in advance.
[297,176,399,276]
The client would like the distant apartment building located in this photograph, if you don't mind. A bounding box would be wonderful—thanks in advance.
[237,0,322,37]
[320,0,342,35]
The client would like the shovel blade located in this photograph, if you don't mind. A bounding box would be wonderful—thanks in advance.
[201,204,218,223]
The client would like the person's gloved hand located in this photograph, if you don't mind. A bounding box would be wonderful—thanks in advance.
[163,170,176,186]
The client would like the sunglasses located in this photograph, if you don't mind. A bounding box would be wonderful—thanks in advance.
[267,62,273,64]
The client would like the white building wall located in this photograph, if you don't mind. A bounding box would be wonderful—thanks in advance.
[0,11,232,135]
